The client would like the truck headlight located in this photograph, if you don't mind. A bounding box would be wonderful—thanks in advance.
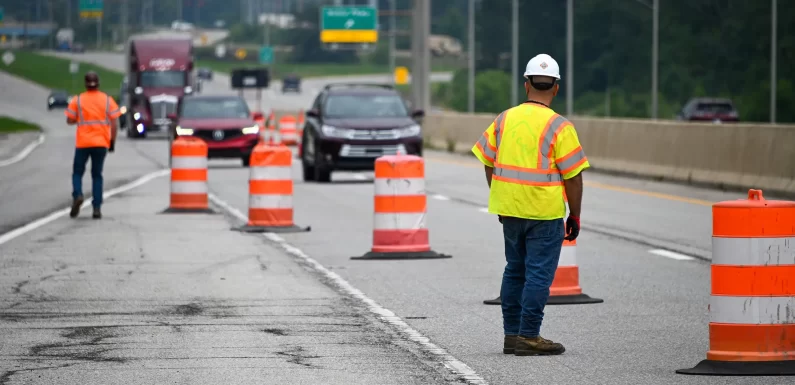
[241,124,259,135]
[396,124,421,138]
[321,124,355,139]
[133,112,141,120]
[175,126,194,135]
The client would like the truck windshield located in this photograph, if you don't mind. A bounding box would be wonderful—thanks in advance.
[324,94,408,118]
[140,71,185,88]
[180,98,251,119]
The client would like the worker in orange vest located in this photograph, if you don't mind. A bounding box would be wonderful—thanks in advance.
[64,71,122,219]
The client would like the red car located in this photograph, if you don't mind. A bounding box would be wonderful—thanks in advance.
[172,95,263,166]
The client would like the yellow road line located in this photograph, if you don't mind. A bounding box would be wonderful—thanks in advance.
[424,155,714,207]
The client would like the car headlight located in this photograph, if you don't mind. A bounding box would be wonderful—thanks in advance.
[48,97,54,104]
[241,124,259,135]
[175,126,194,135]
[133,112,141,120]
[321,124,355,139]
[396,124,421,138]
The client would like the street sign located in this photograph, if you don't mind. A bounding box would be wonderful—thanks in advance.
[320,6,378,44]
[215,44,226,58]
[200,34,208,46]
[0,7,5,24]
[2,51,14,66]
[79,0,103,19]
[394,66,409,85]
[69,61,79,74]
[258,46,273,65]
[235,48,247,60]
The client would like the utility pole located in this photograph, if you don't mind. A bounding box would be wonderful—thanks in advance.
[178,0,183,21]
[510,0,518,106]
[651,0,659,119]
[388,0,396,85]
[66,0,72,29]
[121,0,128,44]
[467,0,475,113]
[770,0,777,123]
[566,0,573,116]
[411,0,430,112]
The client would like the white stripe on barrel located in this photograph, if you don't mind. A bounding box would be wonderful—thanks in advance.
[251,166,292,180]
[172,156,207,170]
[170,181,208,194]
[374,178,426,196]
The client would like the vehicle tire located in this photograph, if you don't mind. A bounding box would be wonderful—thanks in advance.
[302,160,315,181]
[313,151,332,183]
[241,156,251,167]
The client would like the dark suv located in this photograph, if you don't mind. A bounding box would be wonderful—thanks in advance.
[301,84,424,182]
[677,97,739,122]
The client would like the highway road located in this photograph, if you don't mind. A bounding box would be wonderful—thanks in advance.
[1,53,789,383]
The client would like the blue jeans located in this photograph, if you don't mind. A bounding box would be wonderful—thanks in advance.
[500,216,564,337]
[72,147,107,208]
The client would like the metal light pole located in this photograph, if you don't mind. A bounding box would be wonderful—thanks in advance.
[121,0,128,44]
[178,0,183,21]
[566,0,573,116]
[510,0,518,106]
[651,0,659,119]
[388,0,396,85]
[467,0,475,113]
[770,0,777,123]
[66,0,72,28]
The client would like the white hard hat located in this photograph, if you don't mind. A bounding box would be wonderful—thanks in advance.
[523,54,561,80]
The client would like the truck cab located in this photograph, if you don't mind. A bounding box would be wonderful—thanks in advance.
[125,38,195,138]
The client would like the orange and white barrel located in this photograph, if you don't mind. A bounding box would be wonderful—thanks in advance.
[297,109,305,139]
[166,137,210,213]
[677,189,795,376]
[352,155,449,260]
[278,115,299,146]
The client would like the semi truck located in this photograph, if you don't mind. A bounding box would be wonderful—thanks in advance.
[124,38,195,138]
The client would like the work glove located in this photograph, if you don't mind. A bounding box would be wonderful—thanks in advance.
[564,215,580,241]
[108,140,115,153]
[498,215,503,224]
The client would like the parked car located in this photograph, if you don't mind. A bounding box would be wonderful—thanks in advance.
[677,97,739,123]
[197,67,213,81]
[282,74,301,93]
[47,89,71,110]
[172,95,263,166]
[300,83,424,182]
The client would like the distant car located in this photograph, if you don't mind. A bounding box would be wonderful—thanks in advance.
[71,43,85,53]
[174,95,263,166]
[47,90,71,110]
[300,83,424,182]
[282,75,301,93]
[197,67,213,81]
[677,97,739,123]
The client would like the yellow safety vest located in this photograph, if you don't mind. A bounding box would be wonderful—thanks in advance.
[471,103,590,220]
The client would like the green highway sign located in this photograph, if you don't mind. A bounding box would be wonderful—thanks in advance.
[259,46,273,65]
[0,7,5,24]
[79,0,103,19]
[320,6,378,44]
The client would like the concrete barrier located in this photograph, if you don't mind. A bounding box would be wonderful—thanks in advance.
[423,112,795,196]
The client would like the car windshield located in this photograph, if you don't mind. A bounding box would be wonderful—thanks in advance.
[51,91,68,97]
[324,94,408,118]
[695,103,734,113]
[140,71,185,88]
[180,98,251,119]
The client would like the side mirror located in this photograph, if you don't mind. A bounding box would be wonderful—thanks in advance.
[411,109,425,119]
[252,112,264,120]
[167,113,178,120]
[306,109,319,118]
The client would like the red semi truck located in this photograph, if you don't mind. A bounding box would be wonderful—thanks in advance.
[124,38,195,139]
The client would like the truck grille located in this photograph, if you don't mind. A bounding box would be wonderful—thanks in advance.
[194,129,243,141]
[339,144,406,157]
[148,94,179,126]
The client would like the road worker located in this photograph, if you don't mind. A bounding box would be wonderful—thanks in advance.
[65,71,122,219]
[471,53,589,356]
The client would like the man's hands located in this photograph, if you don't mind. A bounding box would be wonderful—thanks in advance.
[564,215,580,241]
[498,215,503,224]
[108,139,116,153]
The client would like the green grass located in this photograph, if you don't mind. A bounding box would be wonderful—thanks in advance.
[0,116,39,133]
[0,50,123,96]
[196,60,458,79]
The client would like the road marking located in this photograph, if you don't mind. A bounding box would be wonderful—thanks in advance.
[208,193,488,385]
[431,194,449,201]
[0,133,45,168]
[424,155,714,207]
[478,207,489,213]
[0,169,170,247]
[649,249,696,261]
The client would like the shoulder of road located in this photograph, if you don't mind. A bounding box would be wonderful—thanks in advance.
[0,175,453,384]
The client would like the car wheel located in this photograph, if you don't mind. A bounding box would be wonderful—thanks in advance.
[313,149,332,183]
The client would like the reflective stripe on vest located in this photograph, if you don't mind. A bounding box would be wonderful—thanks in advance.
[76,94,111,127]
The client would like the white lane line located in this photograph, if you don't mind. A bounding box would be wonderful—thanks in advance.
[649,249,696,261]
[0,133,46,168]
[478,207,489,213]
[431,194,450,201]
[0,169,170,247]
[208,193,488,385]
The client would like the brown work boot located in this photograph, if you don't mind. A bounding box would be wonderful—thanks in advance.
[92,208,102,219]
[514,336,565,356]
[503,335,518,354]
[69,196,84,218]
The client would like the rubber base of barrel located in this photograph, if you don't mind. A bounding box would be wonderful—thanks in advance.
[234,224,311,233]
[676,359,795,376]
[161,207,215,214]
[351,250,452,260]
[547,293,604,305]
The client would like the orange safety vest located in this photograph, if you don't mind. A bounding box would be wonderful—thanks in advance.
[65,90,122,148]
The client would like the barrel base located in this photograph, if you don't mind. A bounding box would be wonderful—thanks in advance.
[547,293,604,305]
[483,296,501,305]
[161,207,215,214]
[351,250,451,260]
[234,224,311,233]
[676,359,795,376]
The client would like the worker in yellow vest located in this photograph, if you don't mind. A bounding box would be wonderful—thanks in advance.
[471,53,589,356]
